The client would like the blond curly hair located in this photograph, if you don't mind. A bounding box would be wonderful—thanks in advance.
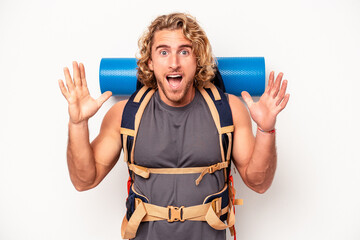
[137,13,216,88]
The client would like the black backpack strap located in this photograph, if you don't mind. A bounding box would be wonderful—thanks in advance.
[120,86,155,166]
[198,83,234,181]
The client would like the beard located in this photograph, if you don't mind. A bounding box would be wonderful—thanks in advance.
[157,77,195,106]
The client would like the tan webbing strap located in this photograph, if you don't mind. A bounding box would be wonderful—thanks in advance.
[204,82,221,101]
[221,126,234,178]
[122,134,129,162]
[121,197,231,238]
[198,86,225,164]
[195,161,229,186]
[205,199,235,230]
[227,180,243,237]
[128,163,150,178]
[131,88,156,164]
[229,182,243,206]
[121,198,147,239]
[142,202,214,222]
[133,86,149,103]
[234,199,243,205]
[121,86,149,165]
[120,127,135,136]
[129,164,207,177]
[229,225,235,236]
[226,132,232,162]
[221,125,234,134]
[128,161,229,185]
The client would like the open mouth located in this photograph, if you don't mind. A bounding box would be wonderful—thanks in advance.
[166,74,183,89]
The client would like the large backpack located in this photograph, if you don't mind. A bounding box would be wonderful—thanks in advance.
[120,80,242,239]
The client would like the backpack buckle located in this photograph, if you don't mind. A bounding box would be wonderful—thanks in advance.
[211,198,222,214]
[209,163,220,173]
[167,206,185,222]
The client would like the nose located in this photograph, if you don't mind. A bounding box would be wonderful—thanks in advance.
[169,54,180,70]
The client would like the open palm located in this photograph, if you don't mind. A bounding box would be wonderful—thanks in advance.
[241,71,290,131]
[58,61,112,124]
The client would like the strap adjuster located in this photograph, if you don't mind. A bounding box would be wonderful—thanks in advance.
[167,206,185,222]
[209,163,220,173]
[211,198,222,214]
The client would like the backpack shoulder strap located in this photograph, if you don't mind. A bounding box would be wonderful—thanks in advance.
[120,86,155,164]
[198,83,234,181]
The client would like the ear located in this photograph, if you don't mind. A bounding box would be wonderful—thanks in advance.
[148,58,154,71]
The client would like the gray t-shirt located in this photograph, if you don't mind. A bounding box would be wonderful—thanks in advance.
[133,90,226,240]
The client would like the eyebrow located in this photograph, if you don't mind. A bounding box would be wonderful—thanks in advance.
[155,44,193,50]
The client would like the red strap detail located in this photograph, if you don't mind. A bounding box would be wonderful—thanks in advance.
[229,174,237,240]
[127,176,132,194]
[229,175,235,204]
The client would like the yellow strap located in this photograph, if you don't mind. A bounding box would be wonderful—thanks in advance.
[198,85,221,136]
[204,82,221,101]
[128,164,150,178]
[195,162,229,186]
[133,86,149,103]
[205,198,235,230]
[226,132,232,162]
[128,161,229,185]
[121,197,233,238]
[131,89,156,164]
[228,178,243,206]
[122,134,128,162]
[198,86,225,164]
[229,225,235,236]
[142,203,229,222]
[143,202,213,222]
[120,127,135,136]
[121,199,147,239]
[221,125,234,134]
[121,86,151,166]
[234,198,243,205]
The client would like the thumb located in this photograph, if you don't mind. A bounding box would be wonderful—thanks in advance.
[241,91,254,108]
[97,91,112,107]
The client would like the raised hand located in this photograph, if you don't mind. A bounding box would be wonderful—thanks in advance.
[58,61,112,124]
[241,71,290,131]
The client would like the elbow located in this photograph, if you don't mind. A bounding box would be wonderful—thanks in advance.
[244,160,276,194]
[69,171,97,192]
[254,187,269,194]
[74,184,91,192]
[245,171,272,194]
[72,180,95,192]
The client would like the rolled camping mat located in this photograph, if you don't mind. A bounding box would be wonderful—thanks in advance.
[99,57,265,96]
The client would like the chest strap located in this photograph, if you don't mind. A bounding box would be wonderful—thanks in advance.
[128,160,230,186]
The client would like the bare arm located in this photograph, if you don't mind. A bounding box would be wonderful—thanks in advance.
[66,102,126,191]
[230,71,290,193]
[59,61,125,191]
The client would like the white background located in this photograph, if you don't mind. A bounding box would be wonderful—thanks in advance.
[1,0,359,239]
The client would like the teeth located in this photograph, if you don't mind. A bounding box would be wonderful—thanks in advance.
[167,75,182,78]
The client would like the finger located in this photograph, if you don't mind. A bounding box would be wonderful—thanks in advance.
[272,72,283,98]
[58,79,70,100]
[267,71,275,93]
[79,63,87,87]
[72,61,82,87]
[96,91,112,107]
[63,67,75,92]
[275,80,288,106]
[277,93,290,112]
[241,91,254,108]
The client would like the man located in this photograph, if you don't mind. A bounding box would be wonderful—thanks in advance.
[58,13,289,240]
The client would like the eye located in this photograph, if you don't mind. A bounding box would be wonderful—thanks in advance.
[160,50,168,56]
[180,50,189,55]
